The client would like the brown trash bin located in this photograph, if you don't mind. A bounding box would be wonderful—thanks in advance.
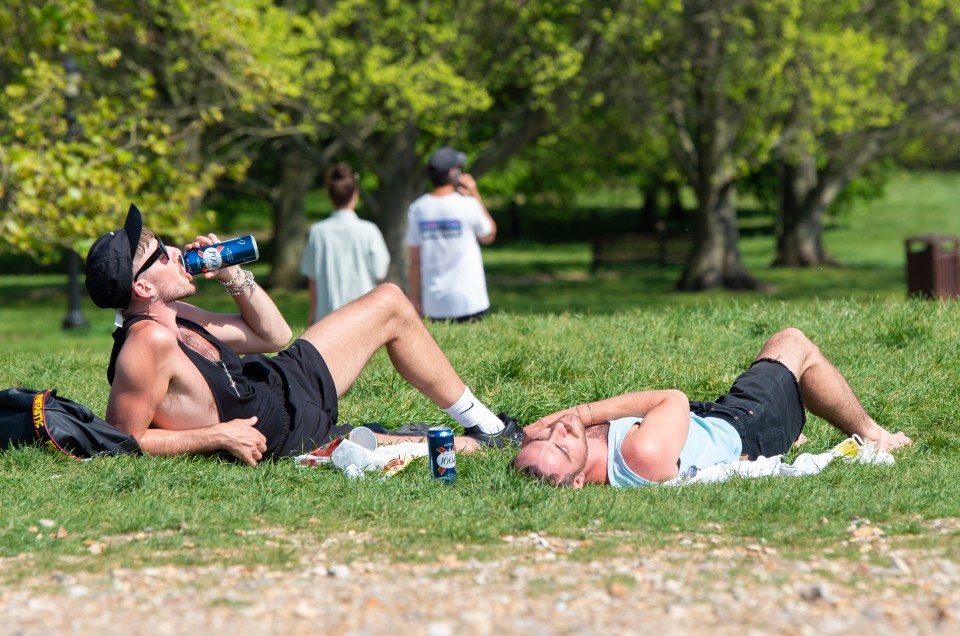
[905,235,960,299]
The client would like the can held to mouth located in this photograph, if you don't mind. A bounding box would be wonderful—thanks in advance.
[427,426,456,483]
[181,235,259,275]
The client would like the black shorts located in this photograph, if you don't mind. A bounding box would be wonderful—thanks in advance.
[268,339,353,456]
[689,358,806,461]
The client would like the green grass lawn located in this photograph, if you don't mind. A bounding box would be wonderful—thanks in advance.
[2,171,960,581]
[484,171,960,312]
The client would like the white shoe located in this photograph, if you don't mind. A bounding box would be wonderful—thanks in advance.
[832,434,894,466]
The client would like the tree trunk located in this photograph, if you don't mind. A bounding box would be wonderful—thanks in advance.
[363,126,422,290]
[667,182,684,222]
[507,200,523,240]
[677,181,764,291]
[267,144,316,289]
[639,178,661,231]
[774,137,883,267]
[774,154,834,266]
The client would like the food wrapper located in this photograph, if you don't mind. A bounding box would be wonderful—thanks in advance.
[294,454,328,467]
[313,435,346,457]
[378,455,419,480]
[294,435,346,467]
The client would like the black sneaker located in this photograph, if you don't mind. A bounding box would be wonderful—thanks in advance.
[392,422,433,436]
[463,412,523,448]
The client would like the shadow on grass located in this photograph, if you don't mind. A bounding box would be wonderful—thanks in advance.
[1,259,911,321]
[1,278,69,308]
[488,262,909,315]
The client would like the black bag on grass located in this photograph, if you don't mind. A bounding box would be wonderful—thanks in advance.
[0,388,140,460]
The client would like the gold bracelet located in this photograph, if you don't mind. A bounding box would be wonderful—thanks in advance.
[586,402,594,425]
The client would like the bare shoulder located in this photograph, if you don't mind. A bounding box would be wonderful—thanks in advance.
[125,318,177,348]
[116,320,179,375]
[108,320,182,437]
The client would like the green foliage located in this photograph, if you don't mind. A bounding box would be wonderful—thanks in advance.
[0,1,226,260]
[634,0,806,185]
[6,0,960,292]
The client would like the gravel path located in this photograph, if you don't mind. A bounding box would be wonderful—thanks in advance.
[4,520,959,635]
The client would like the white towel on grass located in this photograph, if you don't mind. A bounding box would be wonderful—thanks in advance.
[670,444,894,486]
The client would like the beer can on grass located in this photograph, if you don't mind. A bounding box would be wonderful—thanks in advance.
[427,426,456,483]
[181,235,259,275]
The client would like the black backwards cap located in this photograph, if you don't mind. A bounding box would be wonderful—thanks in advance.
[84,204,143,310]
[428,147,467,174]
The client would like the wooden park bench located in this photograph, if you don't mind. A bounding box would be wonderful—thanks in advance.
[591,232,694,273]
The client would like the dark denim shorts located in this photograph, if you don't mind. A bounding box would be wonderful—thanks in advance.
[689,358,806,461]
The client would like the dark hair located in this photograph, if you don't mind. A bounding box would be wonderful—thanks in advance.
[326,163,358,209]
[428,166,451,188]
[511,454,576,487]
[135,229,157,262]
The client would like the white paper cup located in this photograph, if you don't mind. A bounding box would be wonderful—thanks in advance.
[348,426,378,451]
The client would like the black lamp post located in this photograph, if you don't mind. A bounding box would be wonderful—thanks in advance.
[62,54,88,330]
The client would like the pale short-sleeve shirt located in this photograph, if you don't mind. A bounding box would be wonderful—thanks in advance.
[300,210,390,322]
[606,414,743,488]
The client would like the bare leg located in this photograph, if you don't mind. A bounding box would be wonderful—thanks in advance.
[373,433,480,454]
[756,328,912,451]
[299,283,465,408]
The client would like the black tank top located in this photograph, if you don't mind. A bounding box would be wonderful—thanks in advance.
[108,315,291,456]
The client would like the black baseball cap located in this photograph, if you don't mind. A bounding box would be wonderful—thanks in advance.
[428,147,467,173]
[84,204,143,309]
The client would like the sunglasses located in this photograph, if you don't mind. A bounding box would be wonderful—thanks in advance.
[134,238,170,281]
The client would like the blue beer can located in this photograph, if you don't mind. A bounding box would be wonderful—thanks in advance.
[181,235,259,275]
[427,426,456,483]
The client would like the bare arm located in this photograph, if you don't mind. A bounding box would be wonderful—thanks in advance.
[614,390,691,482]
[106,321,177,441]
[526,390,689,437]
[371,231,390,283]
[140,419,267,466]
[307,279,318,324]
[177,233,293,353]
[456,173,496,244]
[374,433,480,454]
[407,246,423,317]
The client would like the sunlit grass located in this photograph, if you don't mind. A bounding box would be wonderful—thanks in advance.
[2,172,960,580]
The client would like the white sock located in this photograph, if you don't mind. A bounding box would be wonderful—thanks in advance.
[442,387,504,434]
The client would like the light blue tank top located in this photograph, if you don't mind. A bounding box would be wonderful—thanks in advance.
[606,414,743,488]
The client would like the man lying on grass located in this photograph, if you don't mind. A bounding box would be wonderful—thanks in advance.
[84,204,522,466]
[512,328,913,488]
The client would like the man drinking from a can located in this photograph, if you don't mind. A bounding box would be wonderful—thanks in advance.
[83,204,522,465]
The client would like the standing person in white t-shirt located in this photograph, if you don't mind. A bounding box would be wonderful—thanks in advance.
[301,163,390,323]
[405,147,497,322]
